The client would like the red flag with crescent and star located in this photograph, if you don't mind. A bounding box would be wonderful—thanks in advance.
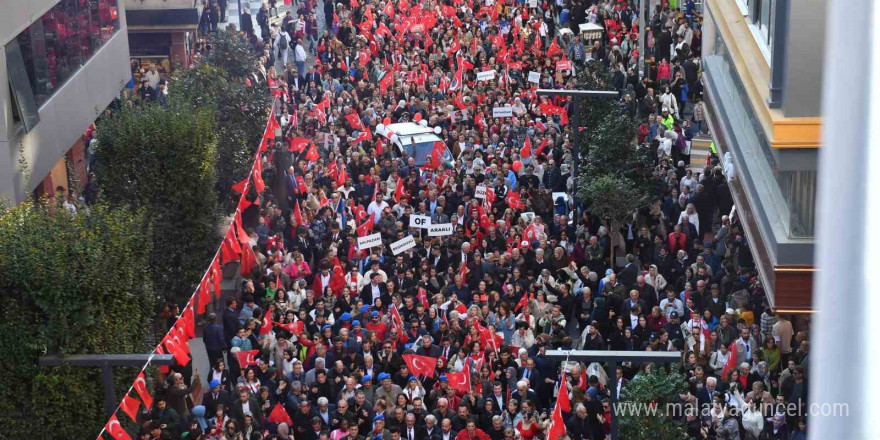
[105,414,132,440]
[403,353,437,378]
[446,370,471,395]
[236,349,260,368]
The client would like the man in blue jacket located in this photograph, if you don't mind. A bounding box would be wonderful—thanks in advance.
[204,313,227,374]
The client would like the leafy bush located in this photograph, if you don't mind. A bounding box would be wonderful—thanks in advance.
[0,201,155,440]
[96,100,219,303]
[617,368,689,440]
[172,61,271,208]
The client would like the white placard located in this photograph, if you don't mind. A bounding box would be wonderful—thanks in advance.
[428,223,454,236]
[475,185,488,199]
[476,70,496,81]
[528,71,541,83]
[410,214,432,229]
[520,212,536,223]
[391,235,417,255]
[528,0,537,7]
[450,109,470,123]
[492,106,513,118]
[357,233,383,250]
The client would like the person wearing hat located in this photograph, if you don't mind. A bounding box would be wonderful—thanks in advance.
[203,378,231,416]
[372,414,391,440]
[374,371,403,405]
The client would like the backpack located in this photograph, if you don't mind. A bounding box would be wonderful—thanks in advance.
[279,34,289,50]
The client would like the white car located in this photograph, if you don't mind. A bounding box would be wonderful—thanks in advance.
[375,121,454,167]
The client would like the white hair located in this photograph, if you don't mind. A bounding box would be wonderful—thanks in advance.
[516,380,527,389]
[318,397,329,405]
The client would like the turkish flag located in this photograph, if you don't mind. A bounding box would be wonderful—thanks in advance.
[119,393,141,422]
[345,113,365,131]
[430,141,446,169]
[241,243,255,276]
[514,292,530,312]
[520,136,532,159]
[545,389,567,440]
[379,71,394,94]
[305,144,320,162]
[268,403,293,425]
[259,310,273,335]
[163,335,190,366]
[403,354,437,378]
[134,372,152,409]
[390,306,405,331]
[221,228,242,263]
[507,192,525,210]
[446,370,471,395]
[235,215,250,245]
[523,223,538,242]
[231,177,249,194]
[720,342,738,378]
[535,138,549,158]
[197,277,211,314]
[289,137,310,153]
[557,377,571,413]
[105,414,132,440]
[253,171,265,194]
[394,177,407,203]
[293,200,304,227]
[356,217,373,237]
[236,349,260,368]
[384,2,394,19]
[211,258,222,297]
[180,306,196,339]
[547,37,562,58]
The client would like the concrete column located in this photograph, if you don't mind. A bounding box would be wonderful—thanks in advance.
[811,0,874,438]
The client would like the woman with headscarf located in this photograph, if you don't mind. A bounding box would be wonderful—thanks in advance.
[278,422,293,440]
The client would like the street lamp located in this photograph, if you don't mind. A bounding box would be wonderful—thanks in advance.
[534,89,618,195]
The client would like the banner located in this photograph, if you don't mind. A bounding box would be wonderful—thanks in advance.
[556,60,573,71]
[528,71,541,83]
[410,214,432,229]
[492,106,513,118]
[476,70,496,81]
[357,232,383,250]
[475,185,488,199]
[391,235,417,255]
[428,223,454,236]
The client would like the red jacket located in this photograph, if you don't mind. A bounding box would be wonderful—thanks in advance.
[455,428,491,440]
[668,232,687,254]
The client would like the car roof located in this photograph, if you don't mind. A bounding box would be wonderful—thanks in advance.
[385,123,435,137]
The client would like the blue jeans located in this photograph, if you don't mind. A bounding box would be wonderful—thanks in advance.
[296,60,306,76]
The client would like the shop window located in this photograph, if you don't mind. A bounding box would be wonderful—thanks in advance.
[9,0,119,107]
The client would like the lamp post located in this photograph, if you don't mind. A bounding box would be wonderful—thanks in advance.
[534,89,618,197]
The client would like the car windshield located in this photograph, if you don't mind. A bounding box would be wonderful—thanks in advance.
[403,140,453,166]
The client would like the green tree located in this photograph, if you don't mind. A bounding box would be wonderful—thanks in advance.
[203,28,263,80]
[617,368,689,440]
[172,62,271,207]
[95,100,219,303]
[577,175,651,263]
[575,60,655,194]
[0,201,155,440]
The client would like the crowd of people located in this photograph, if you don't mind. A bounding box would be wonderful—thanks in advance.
[136,0,810,439]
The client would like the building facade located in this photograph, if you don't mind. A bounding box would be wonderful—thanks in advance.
[1,0,131,202]
[124,0,202,69]
[701,0,822,312]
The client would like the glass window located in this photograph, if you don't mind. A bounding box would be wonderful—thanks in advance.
[9,0,119,107]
